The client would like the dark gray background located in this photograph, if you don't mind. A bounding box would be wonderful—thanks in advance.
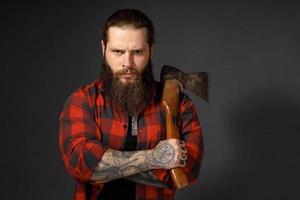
[1,1,299,199]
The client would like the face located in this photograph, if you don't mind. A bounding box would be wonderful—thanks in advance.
[101,26,152,84]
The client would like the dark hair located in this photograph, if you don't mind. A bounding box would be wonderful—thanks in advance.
[102,8,155,47]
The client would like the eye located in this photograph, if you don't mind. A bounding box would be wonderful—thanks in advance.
[112,50,123,55]
[133,50,144,55]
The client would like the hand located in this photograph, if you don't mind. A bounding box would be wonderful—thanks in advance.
[146,139,187,170]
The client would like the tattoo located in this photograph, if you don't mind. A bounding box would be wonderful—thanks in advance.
[153,143,175,164]
[145,143,175,169]
[90,149,143,182]
[90,143,176,183]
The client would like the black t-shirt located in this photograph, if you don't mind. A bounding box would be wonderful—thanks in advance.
[97,116,137,200]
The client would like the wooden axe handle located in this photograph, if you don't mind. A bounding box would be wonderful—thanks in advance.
[162,79,189,189]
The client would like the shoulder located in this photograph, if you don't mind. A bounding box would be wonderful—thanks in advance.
[64,79,104,109]
[76,79,103,96]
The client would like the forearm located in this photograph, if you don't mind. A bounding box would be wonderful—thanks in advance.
[90,148,151,183]
[90,141,178,183]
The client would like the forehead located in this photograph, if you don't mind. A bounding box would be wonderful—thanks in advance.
[106,26,148,48]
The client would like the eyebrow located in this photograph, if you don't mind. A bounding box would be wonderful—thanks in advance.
[109,47,146,52]
[132,48,146,52]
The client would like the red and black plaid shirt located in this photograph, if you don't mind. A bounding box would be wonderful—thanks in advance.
[59,79,204,200]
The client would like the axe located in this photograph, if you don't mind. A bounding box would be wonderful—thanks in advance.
[160,65,209,189]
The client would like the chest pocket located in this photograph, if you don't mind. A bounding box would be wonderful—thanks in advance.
[138,110,166,149]
[98,106,126,150]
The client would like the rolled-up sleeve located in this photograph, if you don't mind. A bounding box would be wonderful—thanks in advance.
[58,89,106,183]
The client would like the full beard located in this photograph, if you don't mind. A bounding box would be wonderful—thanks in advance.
[100,60,155,116]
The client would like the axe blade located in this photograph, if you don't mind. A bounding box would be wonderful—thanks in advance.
[160,65,209,102]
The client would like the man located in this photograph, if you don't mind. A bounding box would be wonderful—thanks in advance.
[59,8,203,200]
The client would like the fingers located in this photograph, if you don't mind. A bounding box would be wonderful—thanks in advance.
[177,140,187,167]
[179,141,187,153]
[178,159,186,168]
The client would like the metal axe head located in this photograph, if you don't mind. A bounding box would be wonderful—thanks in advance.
[160,65,209,102]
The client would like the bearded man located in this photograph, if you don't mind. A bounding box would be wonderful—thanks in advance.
[59,8,203,200]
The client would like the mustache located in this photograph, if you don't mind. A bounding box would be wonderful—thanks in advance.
[114,67,140,76]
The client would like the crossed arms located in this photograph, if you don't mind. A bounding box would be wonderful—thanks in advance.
[58,90,203,188]
[90,139,186,188]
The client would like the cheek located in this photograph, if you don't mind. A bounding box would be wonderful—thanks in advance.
[135,55,150,68]
[105,54,120,72]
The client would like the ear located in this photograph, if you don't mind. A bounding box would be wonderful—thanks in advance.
[101,40,106,57]
[150,43,154,58]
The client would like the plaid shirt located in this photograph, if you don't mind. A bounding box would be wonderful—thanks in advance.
[59,79,204,200]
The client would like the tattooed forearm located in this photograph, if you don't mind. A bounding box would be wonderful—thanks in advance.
[90,149,145,182]
[90,140,183,183]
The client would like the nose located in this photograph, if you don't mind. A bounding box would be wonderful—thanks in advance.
[123,52,133,68]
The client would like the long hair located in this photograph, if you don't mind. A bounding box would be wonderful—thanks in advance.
[102,8,155,47]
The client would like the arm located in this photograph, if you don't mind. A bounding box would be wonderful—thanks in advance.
[90,139,187,184]
[58,89,106,182]
[149,93,204,188]
[177,93,204,185]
